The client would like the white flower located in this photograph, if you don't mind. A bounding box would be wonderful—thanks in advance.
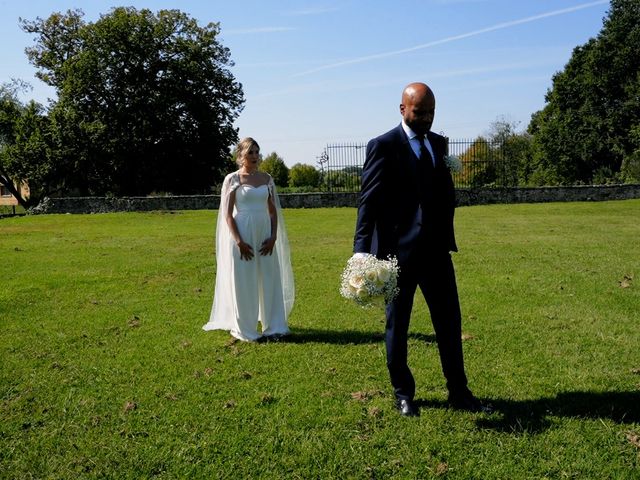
[445,155,462,172]
[349,274,365,289]
[376,266,391,283]
[365,269,378,282]
[340,254,400,308]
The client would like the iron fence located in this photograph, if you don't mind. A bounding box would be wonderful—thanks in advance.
[316,143,366,192]
[317,138,511,192]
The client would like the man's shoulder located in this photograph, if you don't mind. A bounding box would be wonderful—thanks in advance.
[427,130,447,145]
[369,124,404,146]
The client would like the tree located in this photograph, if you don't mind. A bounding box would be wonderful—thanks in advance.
[320,170,360,192]
[458,137,494,187]
[620,125,640,182]
[259,152,289,187]
[288,163,320,188]
[20,7,244,196]
[527,0,640,185]
[487,118,534,186]
[0,82,55,207]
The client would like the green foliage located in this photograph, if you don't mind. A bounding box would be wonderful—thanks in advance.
[1,203,639,478]
[620,125,640,183]
[259,152,289,187]
[19,7,244,196]
[277,185,318,194]
[459,137,498,187]
[288,163,320,188]
[458,119,533,187]
[320,170,360,191]
[0,83,55,207]
[528,0,640,185]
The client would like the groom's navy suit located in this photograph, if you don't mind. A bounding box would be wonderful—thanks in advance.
[354,123,469,401]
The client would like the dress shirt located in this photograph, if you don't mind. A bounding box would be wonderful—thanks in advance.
[401,120,435,167]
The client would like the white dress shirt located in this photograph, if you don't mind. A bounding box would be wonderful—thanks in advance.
[401,120,435,167]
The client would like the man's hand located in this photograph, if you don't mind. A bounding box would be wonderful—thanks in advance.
[350,252,371,266]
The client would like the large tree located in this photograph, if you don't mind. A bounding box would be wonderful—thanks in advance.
[528,0,640,185]
[259,152,289,187]
[20,7,244,196]
[0,82,55,207]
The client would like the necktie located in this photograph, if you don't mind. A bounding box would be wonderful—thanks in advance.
[416,134,434,213]
[416,134,434,169]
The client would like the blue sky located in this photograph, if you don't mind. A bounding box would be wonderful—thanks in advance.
[1,0,610,166]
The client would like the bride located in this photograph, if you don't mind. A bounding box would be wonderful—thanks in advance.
[203,137,294,342]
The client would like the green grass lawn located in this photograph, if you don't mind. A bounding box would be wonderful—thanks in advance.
[1,201,639,479]
[0,204,25,216]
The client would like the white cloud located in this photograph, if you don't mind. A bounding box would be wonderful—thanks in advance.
[251,59,555,99]
[294,0,608,76]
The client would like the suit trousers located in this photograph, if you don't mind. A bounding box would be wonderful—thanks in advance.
[385,246,468,401]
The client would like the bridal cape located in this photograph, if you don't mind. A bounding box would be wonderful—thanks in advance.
[203,171,294,340]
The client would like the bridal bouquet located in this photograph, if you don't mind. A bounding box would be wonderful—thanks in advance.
[340,254,400,307]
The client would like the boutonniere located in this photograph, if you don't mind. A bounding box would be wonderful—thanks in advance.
[444,155,462,173]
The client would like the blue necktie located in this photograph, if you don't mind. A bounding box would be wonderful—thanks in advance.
[417,134,434,169]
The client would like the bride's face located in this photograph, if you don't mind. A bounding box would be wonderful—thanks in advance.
[243,145,260,169]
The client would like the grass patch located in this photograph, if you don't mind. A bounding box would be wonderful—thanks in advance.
[1,201,639,478]
[0,204,25,216]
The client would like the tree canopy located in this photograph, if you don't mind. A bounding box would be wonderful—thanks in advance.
[0,82,54,207]
[259,152,289,187]
[527,0,640,185]
[18,7,244,198]
[288,163,320,188]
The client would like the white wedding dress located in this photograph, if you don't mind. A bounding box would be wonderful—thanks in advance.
[203,172,294,341]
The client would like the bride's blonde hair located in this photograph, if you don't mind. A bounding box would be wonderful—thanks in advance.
[235,137,260,167]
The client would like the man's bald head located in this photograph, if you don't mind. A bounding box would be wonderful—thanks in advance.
[400,82,436,136]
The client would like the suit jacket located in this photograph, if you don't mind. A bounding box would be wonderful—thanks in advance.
[354,124,457,266]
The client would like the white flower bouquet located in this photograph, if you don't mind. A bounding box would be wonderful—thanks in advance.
[340,254,400,307]
[444,155,462,172]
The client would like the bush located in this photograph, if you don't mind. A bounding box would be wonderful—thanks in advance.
[620,151,640,184]
[289,163,320,188]
[260,152,289,187]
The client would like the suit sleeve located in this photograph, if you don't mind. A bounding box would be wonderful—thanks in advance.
[353,138,386,254]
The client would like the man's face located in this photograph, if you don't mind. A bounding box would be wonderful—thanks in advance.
[400,93,435,135]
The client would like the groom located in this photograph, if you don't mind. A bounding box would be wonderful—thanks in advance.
[353,82,491,417]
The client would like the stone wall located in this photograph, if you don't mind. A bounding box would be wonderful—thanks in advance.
[30,184,640,214]
[454,184,640,206]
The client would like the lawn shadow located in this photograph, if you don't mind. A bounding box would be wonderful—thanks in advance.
[286,328,436,345]
[285,328,383,344]
[419,390,640,434]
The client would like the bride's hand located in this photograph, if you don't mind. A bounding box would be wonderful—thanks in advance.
[259,236,276,256]
[237,240,254,260]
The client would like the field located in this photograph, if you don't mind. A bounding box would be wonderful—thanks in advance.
[1,200,639,479]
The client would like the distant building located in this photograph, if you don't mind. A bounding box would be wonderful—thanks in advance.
[0,182,29,207]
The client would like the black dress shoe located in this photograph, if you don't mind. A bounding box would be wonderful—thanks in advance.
[448,393,493,413]
[395,399,420,417]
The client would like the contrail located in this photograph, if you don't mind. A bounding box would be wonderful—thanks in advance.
[294,0,608,76]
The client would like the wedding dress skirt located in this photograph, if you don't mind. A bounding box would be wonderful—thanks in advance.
[203,183,290,341]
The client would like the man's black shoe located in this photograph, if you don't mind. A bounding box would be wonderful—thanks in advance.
[448,393,493,413]
[395,399,420,417]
